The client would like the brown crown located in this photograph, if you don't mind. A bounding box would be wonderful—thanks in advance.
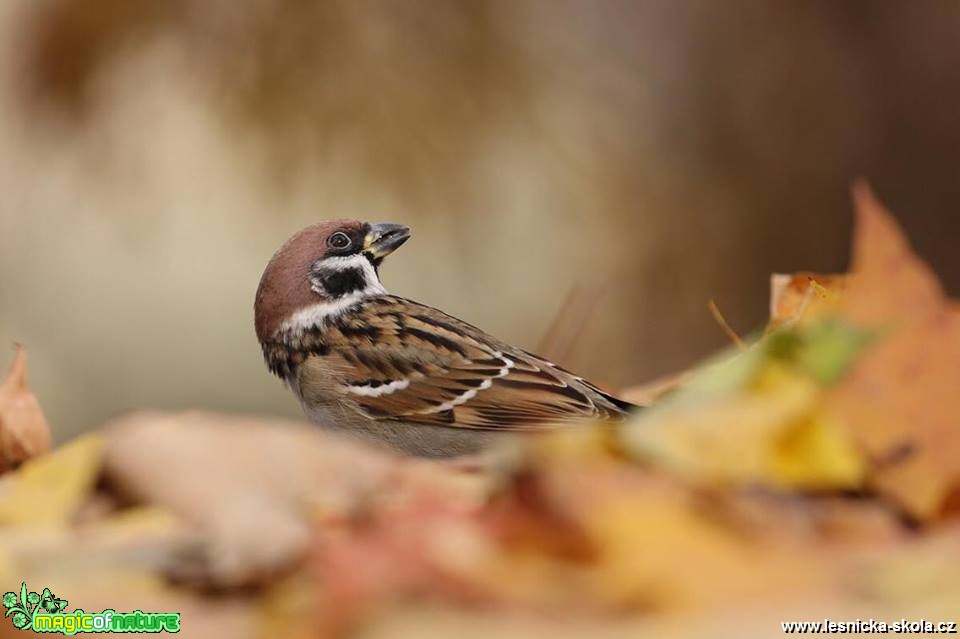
[254,219,367,342]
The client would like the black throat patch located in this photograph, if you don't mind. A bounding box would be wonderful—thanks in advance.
[313,266,368,298]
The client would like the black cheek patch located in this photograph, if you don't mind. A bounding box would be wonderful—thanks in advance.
[316,267,368,297]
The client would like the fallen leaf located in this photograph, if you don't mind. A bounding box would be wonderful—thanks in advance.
[841,182,944,325]
[827,183,960,519]
[101,411,490,588]
[572,472,828,610]
[470,443,843,613]
[0,434,102,527]
[0,346,52,473]
[624,362,864,490]
[620,320,869,490]
[768,273,846,329]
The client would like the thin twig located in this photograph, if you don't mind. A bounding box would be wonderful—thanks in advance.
[708,299,745,351]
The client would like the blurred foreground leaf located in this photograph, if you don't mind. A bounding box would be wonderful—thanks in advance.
[620,320,870,490]
[0,434,101,527]
[768,272,846,329]
[826,183,960,520]
[0,347,52,473]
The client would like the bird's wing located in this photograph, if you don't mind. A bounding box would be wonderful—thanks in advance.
[302,295,634,431]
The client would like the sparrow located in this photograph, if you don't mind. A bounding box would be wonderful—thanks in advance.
[254,220,635,457]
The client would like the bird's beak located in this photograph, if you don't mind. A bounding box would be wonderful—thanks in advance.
[363,223,411,260]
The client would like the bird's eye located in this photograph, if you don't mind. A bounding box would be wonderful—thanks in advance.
[327,232,352,250]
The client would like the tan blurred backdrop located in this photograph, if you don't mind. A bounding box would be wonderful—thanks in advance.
[1,0,958,440]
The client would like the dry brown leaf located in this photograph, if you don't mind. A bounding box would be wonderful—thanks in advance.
[101,411,490,588]
[768,272,846,329]
[842,182,944,324]
[826,183,960,520]
[0,346,52,472]
[308,428,881,622]
[352,523,960,639]
[524,461,831,612]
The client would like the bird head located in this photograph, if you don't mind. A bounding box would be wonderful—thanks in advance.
[254,219,410,342]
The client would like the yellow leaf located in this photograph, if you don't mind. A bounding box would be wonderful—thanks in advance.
[623,363,865,490]
[0,434,103,527]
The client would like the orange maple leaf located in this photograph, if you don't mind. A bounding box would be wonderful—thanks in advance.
[827,182,960,520]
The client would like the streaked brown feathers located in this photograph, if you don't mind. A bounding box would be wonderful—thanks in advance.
[267,295,633,432]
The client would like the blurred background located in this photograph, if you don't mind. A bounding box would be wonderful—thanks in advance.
[1,0,958,441]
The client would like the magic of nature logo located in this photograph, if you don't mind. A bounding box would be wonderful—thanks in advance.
[3,583,180,634]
